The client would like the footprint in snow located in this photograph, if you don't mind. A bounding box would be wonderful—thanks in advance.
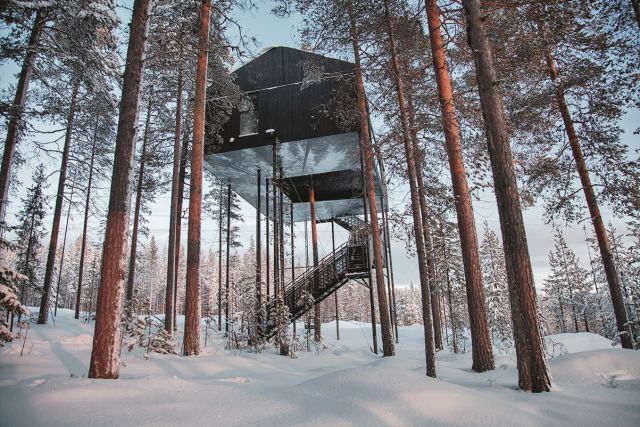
[218,376,250,384]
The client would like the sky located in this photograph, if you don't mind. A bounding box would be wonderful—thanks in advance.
[1,1,638,289]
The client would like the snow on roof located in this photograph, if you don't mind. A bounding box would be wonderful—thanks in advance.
[230,45,352,73]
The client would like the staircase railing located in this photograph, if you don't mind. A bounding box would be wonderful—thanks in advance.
[263,215,376,337]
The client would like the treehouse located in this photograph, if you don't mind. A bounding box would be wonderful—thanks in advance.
[203,46,395,350]
[204,46,384,221]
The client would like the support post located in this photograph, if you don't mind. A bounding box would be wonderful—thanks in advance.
[332,220,340,340]
[217,181,223,331]
[291,202,296,337]
[360,153,378,355]
[309,182,321,342]
[279,167,285,293]
[266,178,270,303]
[256,169,262,333]
[225,184,231,336]
[381,193,399,343]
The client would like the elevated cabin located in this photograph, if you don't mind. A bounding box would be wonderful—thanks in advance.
[204,46,384,222]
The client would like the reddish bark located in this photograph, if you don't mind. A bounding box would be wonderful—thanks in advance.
[183,0,211,356]
[463,0,551,391]
[425,0,494,371]
[407,95,443,351]
[349,9,395,357]
[383,0,435,376]
[89,0,152,379]
[309,185,322,342]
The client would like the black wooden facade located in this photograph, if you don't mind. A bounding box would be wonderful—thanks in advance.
[207,46,358,154]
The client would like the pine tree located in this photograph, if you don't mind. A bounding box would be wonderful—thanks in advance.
[542,229,591,335]
[36,0,120,324]
[0,235,28,344]
[12,164,48,307]
[479,222,512,350]
[462,0,551,392]
[0,2,49,219]
[397,283,422,326]
[183,0,212,357]
[89,0,152,380]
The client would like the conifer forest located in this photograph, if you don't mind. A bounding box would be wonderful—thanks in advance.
[0,1,639,426]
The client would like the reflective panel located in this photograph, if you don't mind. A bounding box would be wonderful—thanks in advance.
[204,132,384,222]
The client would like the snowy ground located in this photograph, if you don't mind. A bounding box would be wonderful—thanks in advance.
[1,310,639,427]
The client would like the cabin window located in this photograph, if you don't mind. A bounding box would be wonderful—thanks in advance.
[239,93,258,136]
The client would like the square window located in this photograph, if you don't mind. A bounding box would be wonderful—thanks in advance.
[239,93,258,136]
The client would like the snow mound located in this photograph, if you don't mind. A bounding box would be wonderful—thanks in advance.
[551,349,640,389]
[60,334,93,345]
[545,332,614,356]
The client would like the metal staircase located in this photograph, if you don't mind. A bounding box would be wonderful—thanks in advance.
[263,215,370,337]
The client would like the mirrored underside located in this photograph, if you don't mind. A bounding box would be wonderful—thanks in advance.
[204,132,383,222]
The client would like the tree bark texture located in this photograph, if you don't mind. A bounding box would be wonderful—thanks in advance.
[183,0,211,356]
[165,58,183,334]
[89,0,152,379]
[425,0,494,371]
[75,134,96,319]
[38,80,80,324]
[125,95,152,302]
[54,170,76,316]
[383,0,435,376]
[0,10,45,221]
[349,10,395,357]
[463,0,551,392]
[174,129,189,331]
[540,29,633,349]
[408,94,443,351]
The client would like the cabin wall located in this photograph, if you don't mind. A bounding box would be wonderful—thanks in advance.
[207,47,358,154]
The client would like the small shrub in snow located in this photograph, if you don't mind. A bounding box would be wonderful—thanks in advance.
[122,295,175,359]
[0,237,29,346]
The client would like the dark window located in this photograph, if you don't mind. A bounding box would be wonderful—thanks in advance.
[239,93,258,136]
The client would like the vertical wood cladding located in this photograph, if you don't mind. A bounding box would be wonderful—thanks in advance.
[207,47,358,154]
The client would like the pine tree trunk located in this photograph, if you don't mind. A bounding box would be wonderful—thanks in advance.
[444,244,458,354]
[349,8,394,357]
[54,170,76,316]
[165,56,183,334]
[558,291,566,333]
[183,0,211,356]
[75,133,96,320]
[174,129,189,331]
[383,0,435,376]
[309,185,322,342]
[88,0,152,379]
[38,80,80,324]
[540,28,633,349]
[0,11,45,221]
[125,95,152,302]
[407,94,443,351]
[463,0,551,392]
[425,0,494,371]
